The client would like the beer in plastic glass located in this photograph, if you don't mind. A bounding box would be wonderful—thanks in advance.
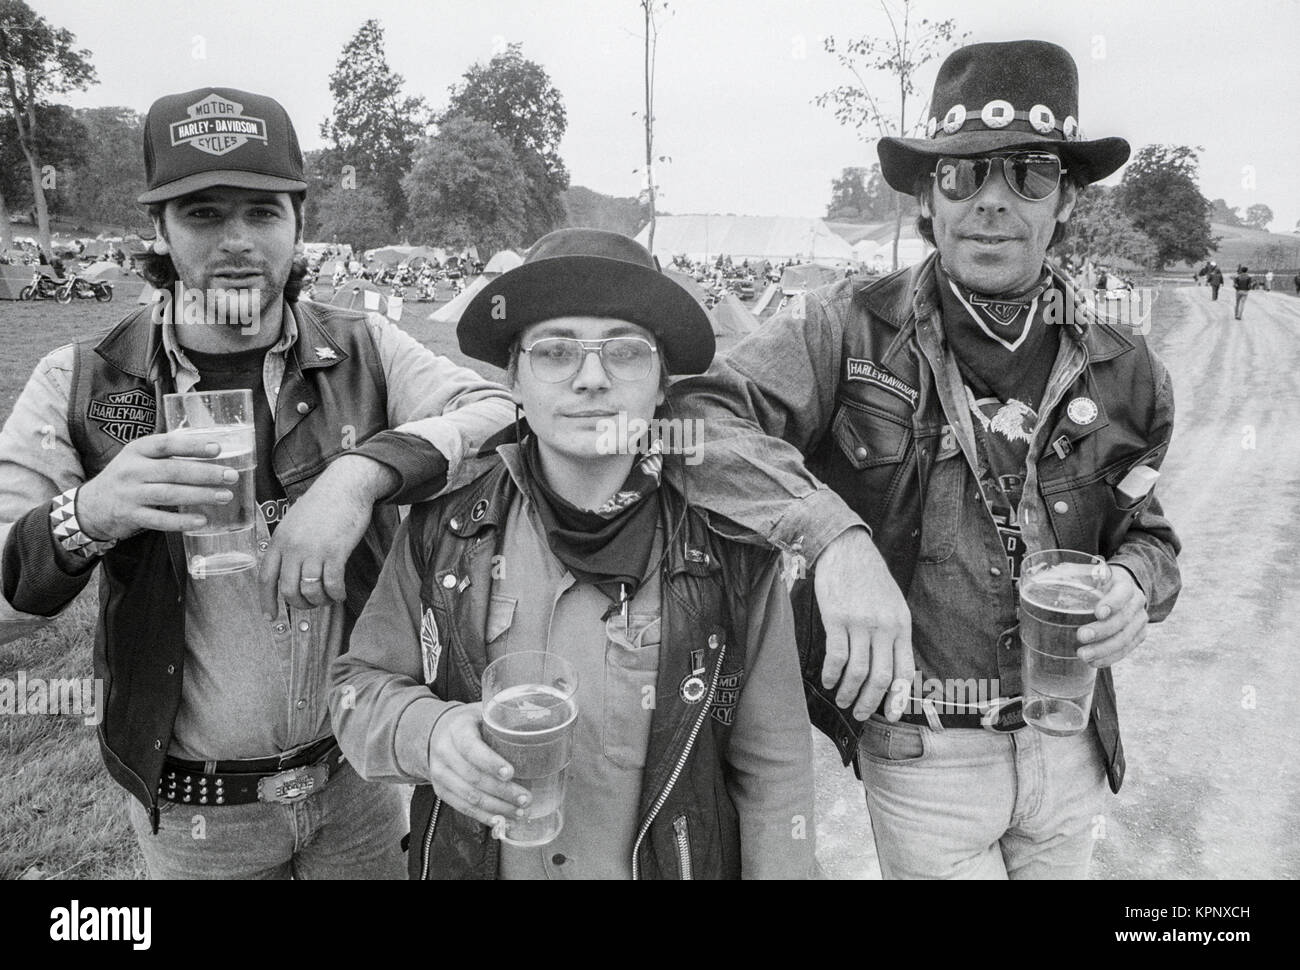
[1019,549,1109,736]
[481,651,578,847]
[162,389,257,578]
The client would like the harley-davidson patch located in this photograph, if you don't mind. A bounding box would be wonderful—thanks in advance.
[170,94,268,157]
[87,388,156,444]
[710,670,744,725]
[845,358,918,408]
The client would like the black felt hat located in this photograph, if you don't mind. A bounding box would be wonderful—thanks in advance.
[457,229,715,375]
[878,40,1130,193]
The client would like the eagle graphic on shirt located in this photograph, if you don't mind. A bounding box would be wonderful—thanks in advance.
[966,388,1036,444]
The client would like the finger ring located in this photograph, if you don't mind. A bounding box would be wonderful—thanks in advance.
[301,577,322,584]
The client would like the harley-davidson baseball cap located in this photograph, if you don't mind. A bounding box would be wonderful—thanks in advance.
[137,87,307,204]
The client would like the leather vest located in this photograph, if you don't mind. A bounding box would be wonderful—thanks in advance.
[66,301,398,827]
[403,456,764,879]
[795,262,1172,793]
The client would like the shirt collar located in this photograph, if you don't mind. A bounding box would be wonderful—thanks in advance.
[159,295,296,381]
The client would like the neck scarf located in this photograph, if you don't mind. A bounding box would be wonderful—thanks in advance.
[519,434,664,606]
[936,258,1059,406]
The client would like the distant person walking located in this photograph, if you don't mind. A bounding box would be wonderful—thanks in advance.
[1233,265,1253,320]
[1264,270,1274,291]
[1207,264,1224,300]
[1293,271,1300,295]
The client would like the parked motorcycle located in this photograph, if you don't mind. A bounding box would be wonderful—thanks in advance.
[54,274,114,304]
[18,271,62,301]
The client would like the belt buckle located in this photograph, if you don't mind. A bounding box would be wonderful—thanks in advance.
[980,696,1026,733]
[257,764,328,804]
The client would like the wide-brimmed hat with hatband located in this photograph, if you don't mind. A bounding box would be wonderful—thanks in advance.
[878,40,1129,193]
[457,228,715,375]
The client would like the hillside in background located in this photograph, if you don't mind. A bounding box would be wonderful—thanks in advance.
[1190,222,1300,272]
[563,186,651,237]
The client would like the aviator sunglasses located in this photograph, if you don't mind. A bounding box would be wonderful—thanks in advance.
[932,151,1068,203]
[521,336,659,383]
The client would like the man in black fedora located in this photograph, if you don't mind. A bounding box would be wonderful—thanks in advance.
[0,86,513,878]
[674,40,1181,878]
[330,229,816,879]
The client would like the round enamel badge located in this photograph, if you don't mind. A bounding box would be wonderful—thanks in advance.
[1067,397,1098,425]
[680,675,706,703]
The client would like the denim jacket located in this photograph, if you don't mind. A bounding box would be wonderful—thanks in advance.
[674,255,1181,792]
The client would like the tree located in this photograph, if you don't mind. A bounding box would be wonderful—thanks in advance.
[402,117,529,254]
[814,1,965,269]
[827,167,870,220]
[637,1,671,255]
[0,0,97,252]
[1117,145,1216,269]
[563,185,649,236]
[1064,185,1157,268]
[61,107,145,229]
[440,43,569,244]
[1243,203,1273,232]
[1,102,87,219]
[319,19,429,233]
[312,183,393,255]
[1208,198,1243,227]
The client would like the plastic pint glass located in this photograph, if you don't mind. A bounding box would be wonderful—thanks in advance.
[1019,549,1109,736]
[481,651,578,847]
[162,389,257,578]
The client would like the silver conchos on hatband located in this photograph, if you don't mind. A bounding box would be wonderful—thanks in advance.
[1066,397,1098,425]
[981,100,1015,128]
[1030,104,1055,134]
[926,116,938,138]
[942,104,966,134]
[1063,115,1079,140]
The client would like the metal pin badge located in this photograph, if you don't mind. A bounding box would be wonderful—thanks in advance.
[680,675,706,703]
[1066,397,1098,425]
[315,347,338,361]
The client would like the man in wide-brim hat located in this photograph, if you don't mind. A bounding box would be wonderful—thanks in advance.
[331,229,817,880]
[673,40,1182,878]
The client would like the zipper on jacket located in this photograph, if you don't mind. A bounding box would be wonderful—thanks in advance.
[630,642,727,880]
[420,796,443,880]
[673,814,693,881]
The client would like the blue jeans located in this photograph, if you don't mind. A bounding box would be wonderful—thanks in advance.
[127,761,407,879]
[858,715,1108,879]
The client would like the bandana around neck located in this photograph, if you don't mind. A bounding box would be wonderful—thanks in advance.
[940,261,1053,352]
[518,434,664,607]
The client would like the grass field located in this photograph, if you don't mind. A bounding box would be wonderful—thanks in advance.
[0,295,495,880]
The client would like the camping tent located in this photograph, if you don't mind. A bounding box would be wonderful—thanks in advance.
[780,263,842,296]
[483,250,523,274]
[712,293,759,340]
[325,278,398,317]
[428,275,489,324]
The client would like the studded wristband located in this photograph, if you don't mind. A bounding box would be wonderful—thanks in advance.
[49,487,117,559]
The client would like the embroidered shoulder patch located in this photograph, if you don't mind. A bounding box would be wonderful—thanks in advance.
[710,669,745,725]
[845,359,919,408]
[87,388,156,445]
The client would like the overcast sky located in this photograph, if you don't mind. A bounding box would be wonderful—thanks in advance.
[31,0,1300,234]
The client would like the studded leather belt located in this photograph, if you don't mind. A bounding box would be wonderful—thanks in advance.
[158,736,345,806]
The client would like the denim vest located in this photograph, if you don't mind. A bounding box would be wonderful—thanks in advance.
[404,456,762,879]
[66,302,399,829]
[796,262,1176,793]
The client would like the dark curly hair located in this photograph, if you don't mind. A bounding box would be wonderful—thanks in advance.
[912,163,1085,252]
[138,193,309,302]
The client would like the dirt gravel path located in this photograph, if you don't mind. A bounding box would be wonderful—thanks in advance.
[813,287,1300,879]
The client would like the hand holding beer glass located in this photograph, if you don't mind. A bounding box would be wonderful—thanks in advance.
[480,651,578,846]
[162,389,258,578]
[1019,549,1110,736]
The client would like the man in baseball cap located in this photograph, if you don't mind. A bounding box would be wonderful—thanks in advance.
[672,40,1181,878]
[332,229,817,879]
[0,86,514,879]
